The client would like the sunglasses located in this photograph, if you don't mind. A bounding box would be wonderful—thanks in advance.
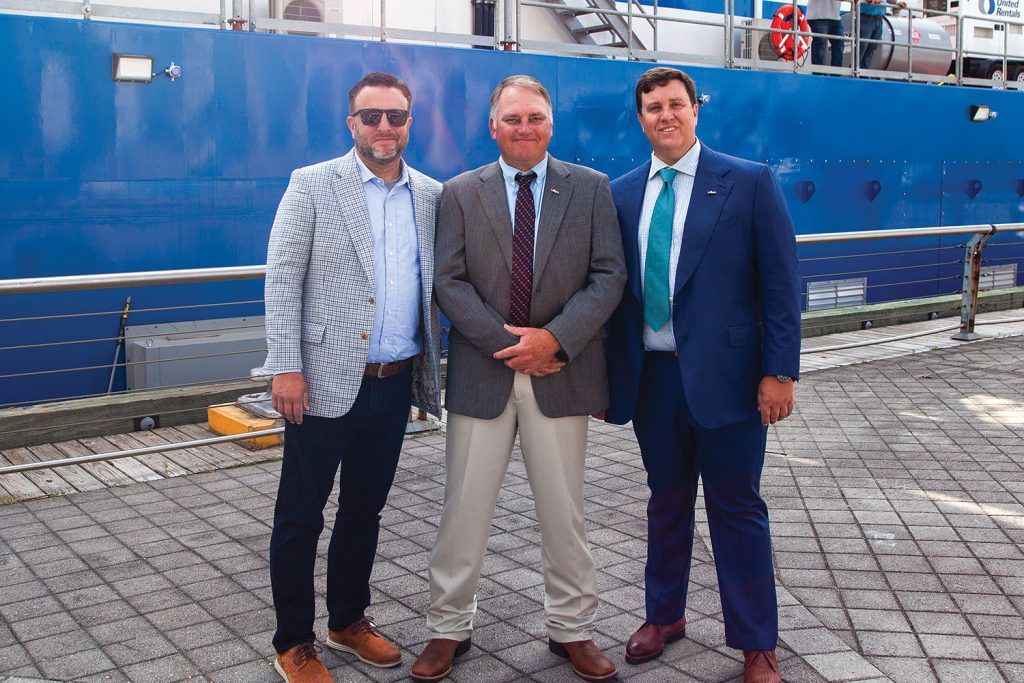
[351,108,410,127]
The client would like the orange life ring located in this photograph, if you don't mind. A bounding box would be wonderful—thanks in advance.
[770,5,811,61]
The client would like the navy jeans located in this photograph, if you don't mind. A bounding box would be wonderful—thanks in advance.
[859,15,884,69]
[809,18,844,67]
[269,366,412,654]
[631,352,777,650]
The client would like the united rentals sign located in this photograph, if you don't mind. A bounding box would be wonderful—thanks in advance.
[978,0,1022,19]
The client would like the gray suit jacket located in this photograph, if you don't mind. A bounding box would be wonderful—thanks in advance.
[263,150,443,418]
[435,155,626,419]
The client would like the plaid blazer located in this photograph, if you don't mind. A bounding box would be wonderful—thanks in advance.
[263,150,442,418]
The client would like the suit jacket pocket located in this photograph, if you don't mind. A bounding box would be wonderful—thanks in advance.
[301,321,327,344]
[727,323,761,347]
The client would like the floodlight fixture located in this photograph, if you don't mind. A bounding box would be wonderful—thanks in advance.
[112,54,153,83]
[969,105,998,122]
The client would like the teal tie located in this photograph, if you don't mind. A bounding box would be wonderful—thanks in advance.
[644,167,677,330]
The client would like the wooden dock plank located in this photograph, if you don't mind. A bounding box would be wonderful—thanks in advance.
[0,451,47,501]
[50,440,140,489]
[101,431,213,476]
[72,436,166,484]
[172,423,281,467]
[26,444,106,493]
[83,433,191,479]
[2,447,78,496]
[145,425,245,471]
[129,426,232,472]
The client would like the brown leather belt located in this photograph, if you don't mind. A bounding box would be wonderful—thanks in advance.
[364,358,411,379]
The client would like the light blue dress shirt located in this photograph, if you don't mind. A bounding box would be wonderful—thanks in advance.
[498,155,547,254]
[355,154,423,363]
[638,139,701,352]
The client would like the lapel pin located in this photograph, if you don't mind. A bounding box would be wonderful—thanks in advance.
[707,189,717,195]
[550,188,560,195]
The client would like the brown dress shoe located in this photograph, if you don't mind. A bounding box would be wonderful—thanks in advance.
[548,639,618,682]
[625,617,686,664]
[274,643,334,683]
[743,649,781,683]
[325,617,401,668]
[410,637,472,682]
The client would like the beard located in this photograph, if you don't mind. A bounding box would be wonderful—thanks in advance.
[354,133,405,164]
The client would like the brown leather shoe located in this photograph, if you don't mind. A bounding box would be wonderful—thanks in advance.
[410,637,472,682]
[743,649,781,683]
[325,617,401,668]
[625,617,686,664]
[548,639,618,681]
[274,643,334,683]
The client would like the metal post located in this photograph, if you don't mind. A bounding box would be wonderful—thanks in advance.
[248,0,255,31]
[791,0,799,73]
[653,0,659,54]
[1002,18,1008,87]
[955,11,963,85]
[500,0,517,50]
[380,0,387,42]
[725,0,734,68]
[724,0,733,68]
[853,0,860,77]
[952,227,996,341]
[82,0,91,20]
[228,0,247,30]
[627,0,634,61]
[906,6,913,80]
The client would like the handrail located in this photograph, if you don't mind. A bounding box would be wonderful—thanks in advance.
[0,265,266,296]
[0,224,1016,297]
[4,0,1023,89]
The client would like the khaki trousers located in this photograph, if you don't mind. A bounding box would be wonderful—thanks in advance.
[426,372,598,642]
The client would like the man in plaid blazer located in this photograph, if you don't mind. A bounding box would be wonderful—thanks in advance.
[263,72,441,683]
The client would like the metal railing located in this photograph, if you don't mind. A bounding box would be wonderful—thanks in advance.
[3,0,1023,89]
[1,222,1023,475]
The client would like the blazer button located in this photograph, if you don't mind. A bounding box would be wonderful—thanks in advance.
[368,296,375,305]
[360,331,369,340]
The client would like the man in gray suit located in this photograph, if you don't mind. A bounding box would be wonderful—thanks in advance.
[411,75,625,683]
[264,72,441,683]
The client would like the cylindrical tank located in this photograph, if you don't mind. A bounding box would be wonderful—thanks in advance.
[840,14,953,75]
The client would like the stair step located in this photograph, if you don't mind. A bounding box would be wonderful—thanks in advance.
[572,22,614,35]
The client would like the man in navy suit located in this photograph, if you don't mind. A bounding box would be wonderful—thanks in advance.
[604,67,801,683]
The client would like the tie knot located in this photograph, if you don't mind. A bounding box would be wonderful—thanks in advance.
[658,168,677,185]
[515,171,537,189]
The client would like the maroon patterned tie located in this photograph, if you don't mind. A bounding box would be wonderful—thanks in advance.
[509,171,537,327]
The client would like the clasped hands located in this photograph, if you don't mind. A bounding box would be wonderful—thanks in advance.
[493,324,566,377]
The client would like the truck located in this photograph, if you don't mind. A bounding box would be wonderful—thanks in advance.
[925,0,1024,81]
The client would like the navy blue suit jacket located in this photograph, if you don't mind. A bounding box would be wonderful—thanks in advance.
[605,144,801,430]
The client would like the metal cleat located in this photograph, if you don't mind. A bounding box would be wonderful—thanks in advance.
[237,367,282,419]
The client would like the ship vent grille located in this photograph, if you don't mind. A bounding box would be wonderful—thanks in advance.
[807,278,868,311]
[980,263,1017,291]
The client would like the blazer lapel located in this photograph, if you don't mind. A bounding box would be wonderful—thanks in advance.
[674,147,732,295]
[532,156,572,291]
[622,162,650,304]
[408,171,435,313]
[331,151,376,285]
[477,163,515,273]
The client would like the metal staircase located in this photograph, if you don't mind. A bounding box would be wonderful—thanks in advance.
[546,0,650,52]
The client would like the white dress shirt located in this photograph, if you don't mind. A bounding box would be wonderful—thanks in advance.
[638,139,701,351]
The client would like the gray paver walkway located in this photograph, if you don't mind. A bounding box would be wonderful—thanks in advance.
[2,336,1024,682]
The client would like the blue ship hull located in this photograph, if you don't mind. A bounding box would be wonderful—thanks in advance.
[1,13,1022,406]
